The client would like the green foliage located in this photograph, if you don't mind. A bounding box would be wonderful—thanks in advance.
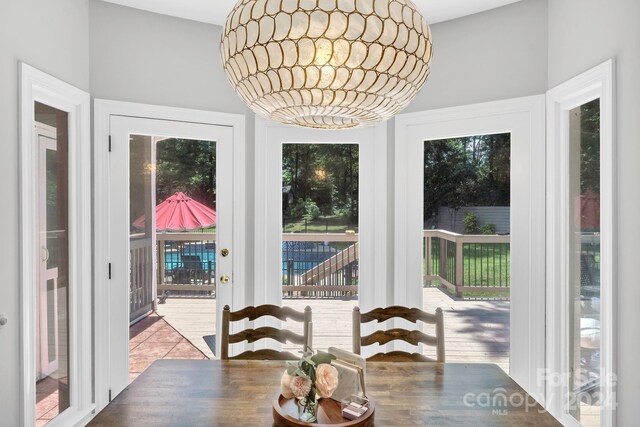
[283,144,358,225]
[156,138,216,207]
[311,352,336,366]
[290,198,321,221]
[423,134,510,221]
[303,200,321,221]
[579,99,600,193]
[289,199,307,219]
[463,212,480,234]
[285,351,336,386]
[480,223,496,235]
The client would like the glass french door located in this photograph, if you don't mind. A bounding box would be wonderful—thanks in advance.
[37,122,60,380]
[107,117,234,399]
[546,61,614,427]
[34,107,71,424]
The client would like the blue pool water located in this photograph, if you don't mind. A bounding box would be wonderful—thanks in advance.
[163,241,340,274]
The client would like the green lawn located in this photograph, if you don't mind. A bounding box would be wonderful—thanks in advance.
[427,242,510,295]
[462,243,510,287]
[283,215,357,233]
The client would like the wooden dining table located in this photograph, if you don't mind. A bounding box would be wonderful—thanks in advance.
[89,360,561,426]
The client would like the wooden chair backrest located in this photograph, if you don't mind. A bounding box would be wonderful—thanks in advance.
[221,304,311,360]
[352,306,445,362]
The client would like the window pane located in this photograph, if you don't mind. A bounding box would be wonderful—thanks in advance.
[35,102,70,424]
[281,143,359,352]
[569,98,601,426]
[129,136,218,380]
[423,133,511,369]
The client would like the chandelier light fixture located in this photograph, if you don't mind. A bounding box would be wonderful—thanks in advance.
[220,0,432,129]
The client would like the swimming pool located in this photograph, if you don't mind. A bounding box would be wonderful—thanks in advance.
[162,241,343,275]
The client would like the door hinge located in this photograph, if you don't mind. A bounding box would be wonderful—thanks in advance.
[108,262,112,279]
[108,135,112,152]
[109,389,112,402]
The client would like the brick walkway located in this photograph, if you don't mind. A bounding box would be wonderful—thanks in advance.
[129,312,208,383]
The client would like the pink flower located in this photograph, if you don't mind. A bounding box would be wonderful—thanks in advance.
[289,376,312,399]
[315,364,339,398]
[280,371,294,399]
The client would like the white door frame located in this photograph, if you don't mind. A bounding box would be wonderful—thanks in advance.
[19,63,93,427]
[546,60,616,427]
[253,118,389,354]
[108,116,234,399]
[394,95,546,399]
[93,100,246,412]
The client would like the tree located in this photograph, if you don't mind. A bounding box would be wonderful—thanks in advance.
[424,134,511,222]
[579,98,600,193]
[156,139,216,208]
[282,143,359,223]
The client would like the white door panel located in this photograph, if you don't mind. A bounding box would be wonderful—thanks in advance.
[395,96,546,398]
[108,116,234,399]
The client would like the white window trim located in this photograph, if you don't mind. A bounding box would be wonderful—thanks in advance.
[19,63,93,426]
[93,100,246,413]
[546,59,616,427]
[253,118,389,352]
[394,96,546,399]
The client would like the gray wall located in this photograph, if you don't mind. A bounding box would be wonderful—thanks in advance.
[404,0,548,112]
[89,0,246,113]
[548,1,640,424]
[0,0,90,424]
[428,206,510,234]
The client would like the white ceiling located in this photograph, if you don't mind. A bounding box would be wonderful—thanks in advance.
[101,0,523,26]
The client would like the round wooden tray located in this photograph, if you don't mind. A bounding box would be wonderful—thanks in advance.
[272,394,375,427]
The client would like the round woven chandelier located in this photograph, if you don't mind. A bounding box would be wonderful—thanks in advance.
[220,0,432,129]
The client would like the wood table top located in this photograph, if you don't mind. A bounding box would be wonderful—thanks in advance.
[89,360,560,426]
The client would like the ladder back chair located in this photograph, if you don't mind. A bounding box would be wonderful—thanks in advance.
[221,304,311,360]
[352,306,445,362]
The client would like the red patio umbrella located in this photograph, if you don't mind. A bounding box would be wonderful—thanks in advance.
[133,192,216,232]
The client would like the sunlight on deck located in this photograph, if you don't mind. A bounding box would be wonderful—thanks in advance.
[157,287,510,372]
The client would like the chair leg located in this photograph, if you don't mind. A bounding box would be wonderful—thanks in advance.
[436,307,445,362]
[352,306,361,355]
[221,305,231,360]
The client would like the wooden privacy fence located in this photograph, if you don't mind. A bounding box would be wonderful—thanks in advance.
[424,229,511,297]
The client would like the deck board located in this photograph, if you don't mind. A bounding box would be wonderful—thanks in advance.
[155,287,510,372]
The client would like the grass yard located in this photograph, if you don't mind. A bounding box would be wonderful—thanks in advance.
[283,215,357,233]
[462,243,510,287]
[427,241,511,296]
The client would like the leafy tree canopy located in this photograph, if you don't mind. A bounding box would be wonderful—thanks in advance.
[283,144,359,222]
[424,134,510,220]
[156,138,216,208]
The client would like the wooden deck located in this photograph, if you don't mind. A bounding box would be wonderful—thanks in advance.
[156,287,510,372]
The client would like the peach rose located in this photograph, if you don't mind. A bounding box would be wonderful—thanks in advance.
[290,376,312,399]
[315,364,339,398]
[280,371,294,399]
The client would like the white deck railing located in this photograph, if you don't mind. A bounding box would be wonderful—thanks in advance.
[129,230,513,302]
[424,229,511,296]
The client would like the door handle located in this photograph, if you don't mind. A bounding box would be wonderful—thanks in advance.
[0,315,7,326]
[220,275,230,284]
[220,248,230,257]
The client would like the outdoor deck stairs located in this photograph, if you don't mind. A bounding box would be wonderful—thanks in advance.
[298,242,358,286]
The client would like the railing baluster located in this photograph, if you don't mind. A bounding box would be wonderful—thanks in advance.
[455,239,463,297]
[422,230,510,297]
